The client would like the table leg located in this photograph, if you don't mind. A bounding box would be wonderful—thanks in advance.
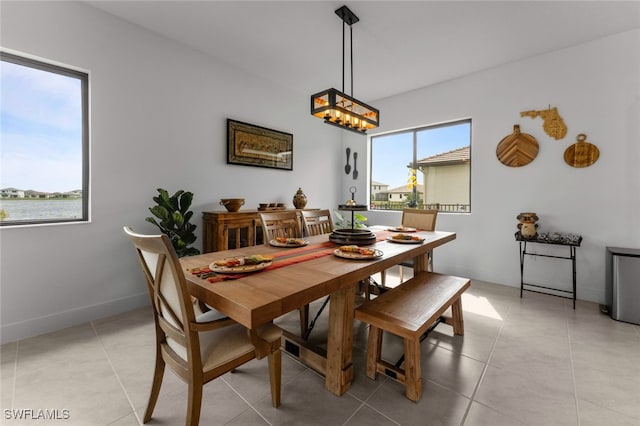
[413,252,427,273]
[325,284,355,395]
[571,246,577,309]
[519,241,525,298]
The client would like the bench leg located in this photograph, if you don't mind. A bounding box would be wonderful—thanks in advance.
[366,326,383,380]
[451,297,464,335]
[403,338,422,402]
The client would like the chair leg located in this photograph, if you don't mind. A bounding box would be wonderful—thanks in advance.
[268,349,282,407]
[299,305,309,337]
[143,351,165,423]
[399,265,404,283]
[186,377,204,426]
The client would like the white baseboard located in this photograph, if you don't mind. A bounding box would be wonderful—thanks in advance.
[1,292,150,344]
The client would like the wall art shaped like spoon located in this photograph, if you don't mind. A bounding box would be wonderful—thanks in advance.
[352,152,359,179]
[345,148,351,175]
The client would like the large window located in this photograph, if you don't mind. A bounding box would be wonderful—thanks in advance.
[370,119,471,212]
[0,51,89,226]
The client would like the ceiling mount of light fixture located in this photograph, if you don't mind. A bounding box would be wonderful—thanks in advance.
[310,5,379,134]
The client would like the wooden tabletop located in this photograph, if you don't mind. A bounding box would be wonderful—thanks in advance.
[181,230,456,328]
[180,228,456,396]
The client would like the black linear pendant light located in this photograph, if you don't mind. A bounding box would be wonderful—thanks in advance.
[310,5,380,134]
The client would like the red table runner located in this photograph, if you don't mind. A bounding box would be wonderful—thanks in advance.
[188,230,397,283]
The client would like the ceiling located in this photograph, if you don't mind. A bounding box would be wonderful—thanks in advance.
[86,1,640,102]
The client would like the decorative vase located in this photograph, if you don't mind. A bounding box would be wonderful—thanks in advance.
[517,212,539,239]
[292,188,307,209]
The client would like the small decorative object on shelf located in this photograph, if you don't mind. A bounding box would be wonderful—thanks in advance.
[520,106,567,140]
[338,186,367,210]
[292,188,308,209]
[516,212,539,239]
[220,198,245,212]
[258,203,286,211]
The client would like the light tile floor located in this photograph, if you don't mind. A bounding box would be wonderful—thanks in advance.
[2,269,639,425]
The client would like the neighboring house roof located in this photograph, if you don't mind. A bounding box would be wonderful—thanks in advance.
[371,180,388,187]
[417,146,470,167]
[387,184,424,194]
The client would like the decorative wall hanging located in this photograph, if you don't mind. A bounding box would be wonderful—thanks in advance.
[496,125,539,167]
[310,5,380,134]
[227,119,293,170]
[520,106,567,140]
[352,152,359,179]
[345,147,351,174]
[564,133,600,168]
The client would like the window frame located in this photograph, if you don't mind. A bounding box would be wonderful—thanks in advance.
[369,119,471,213]
[0,51,90,227]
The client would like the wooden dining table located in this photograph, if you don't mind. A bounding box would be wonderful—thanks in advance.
[180,228,456,396]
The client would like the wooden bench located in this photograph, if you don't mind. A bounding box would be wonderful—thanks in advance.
[354,272,471,402]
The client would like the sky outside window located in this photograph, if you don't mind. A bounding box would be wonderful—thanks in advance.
[371,121,470,189]
[1,59,83,193]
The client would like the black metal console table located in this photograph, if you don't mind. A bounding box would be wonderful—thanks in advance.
[516,232,583,309]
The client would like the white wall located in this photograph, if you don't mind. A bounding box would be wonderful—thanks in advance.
[0,1,343,343]
[349,29,640,305]
[2,2,638,344]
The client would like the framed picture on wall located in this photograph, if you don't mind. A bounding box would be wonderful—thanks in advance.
[227,119,293,170]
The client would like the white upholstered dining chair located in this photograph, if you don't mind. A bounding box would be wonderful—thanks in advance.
[124,227,282,426]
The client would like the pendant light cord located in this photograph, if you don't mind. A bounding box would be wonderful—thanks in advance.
[341,21,354,97]
[342,21,345,93]
[350,25,353,97]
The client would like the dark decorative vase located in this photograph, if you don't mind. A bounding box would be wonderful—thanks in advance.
[293,188,307,209]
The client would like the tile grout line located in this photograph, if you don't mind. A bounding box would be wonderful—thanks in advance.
[89,320,143,426]
[348,378,401,426]
[221,376,273,426]
[10,340,19,410]
[459,301,511,425]
[565,302,581,426]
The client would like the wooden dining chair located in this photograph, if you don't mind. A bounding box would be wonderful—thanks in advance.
[259,210,302,242]
[300,209,334,338]
[124,227,282,426]
[376,208,439,296]
[301,209,333,237]
[259,210,311,337]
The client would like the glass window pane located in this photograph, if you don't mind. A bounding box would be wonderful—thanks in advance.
[1,53,88,226]
[370,120,471,212]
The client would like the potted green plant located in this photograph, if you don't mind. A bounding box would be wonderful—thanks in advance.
[146,188,200,257]
[334,210,368,229]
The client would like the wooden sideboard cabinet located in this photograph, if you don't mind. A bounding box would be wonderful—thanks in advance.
[202,209,313,253]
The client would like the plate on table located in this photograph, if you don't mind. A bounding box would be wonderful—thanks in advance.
[334,246,383,260]
[386,226,417,232]
[209,256,273,273]
[387,234,425,244]
[269,238,309,247]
